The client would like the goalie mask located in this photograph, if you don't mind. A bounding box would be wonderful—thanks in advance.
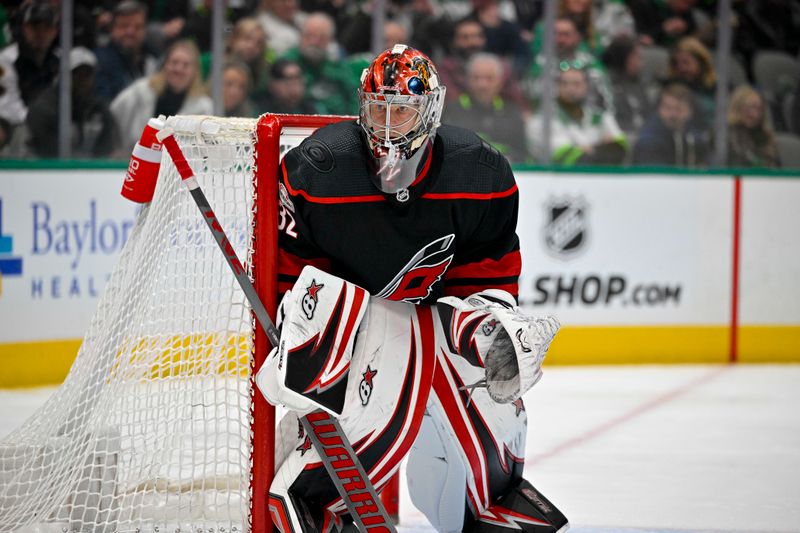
[358,44,446,194]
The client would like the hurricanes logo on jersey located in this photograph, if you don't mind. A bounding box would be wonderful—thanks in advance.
[376,234,455,304]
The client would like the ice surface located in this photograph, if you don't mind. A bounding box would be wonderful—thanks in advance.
[3,365,799,533]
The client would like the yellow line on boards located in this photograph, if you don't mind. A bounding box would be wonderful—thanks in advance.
[0,339,81,388]
[738,325,800,363]
[545,325,732,365]
[1,326,799,387]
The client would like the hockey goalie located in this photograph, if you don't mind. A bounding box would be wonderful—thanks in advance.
[255,45,569,532]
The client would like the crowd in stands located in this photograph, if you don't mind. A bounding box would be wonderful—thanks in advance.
[1,0,799,168]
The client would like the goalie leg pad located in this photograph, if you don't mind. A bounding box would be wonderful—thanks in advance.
[407,408,468,533]
[468,478,570,532]
[270,298,437,527]
[406,310,530,530]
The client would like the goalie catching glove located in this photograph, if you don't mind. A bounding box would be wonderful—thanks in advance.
[437,289,560,403]
[255,266,369,416]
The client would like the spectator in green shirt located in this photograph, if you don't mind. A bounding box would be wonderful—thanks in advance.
[280,12,357,115]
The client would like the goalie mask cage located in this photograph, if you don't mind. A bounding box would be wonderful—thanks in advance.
[0,114,350,533]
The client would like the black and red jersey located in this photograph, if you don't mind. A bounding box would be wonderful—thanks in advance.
[277,120,521,304]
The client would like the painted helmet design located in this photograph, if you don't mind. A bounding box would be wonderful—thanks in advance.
[358,44,446,195]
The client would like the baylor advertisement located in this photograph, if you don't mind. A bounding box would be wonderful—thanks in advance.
[0,170,138,342]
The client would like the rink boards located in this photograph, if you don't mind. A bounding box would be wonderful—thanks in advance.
[0,166,798,386]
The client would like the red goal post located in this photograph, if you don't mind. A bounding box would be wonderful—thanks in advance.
[253,114,401,531]
[252,113,354,533]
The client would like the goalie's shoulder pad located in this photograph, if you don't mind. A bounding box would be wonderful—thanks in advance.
[271,266,370,416]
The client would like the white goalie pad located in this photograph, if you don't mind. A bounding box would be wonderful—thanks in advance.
[255,266,370,416]
[438,289,560,403]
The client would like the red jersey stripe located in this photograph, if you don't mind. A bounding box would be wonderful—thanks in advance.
[445,250,522,281]
[421,184,518,201]
[282,160,385,204]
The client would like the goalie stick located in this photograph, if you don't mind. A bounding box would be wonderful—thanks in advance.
[157,126,396,533]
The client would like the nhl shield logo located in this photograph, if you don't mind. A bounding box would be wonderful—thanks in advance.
[543,196,588,259]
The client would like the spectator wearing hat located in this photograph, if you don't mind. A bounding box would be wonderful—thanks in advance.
[257,58,318,114]
[26,47,118,158]
[93,1,159,103]
[0,0,60,109]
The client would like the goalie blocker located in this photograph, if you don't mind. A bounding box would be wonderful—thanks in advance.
[257,267,568,532]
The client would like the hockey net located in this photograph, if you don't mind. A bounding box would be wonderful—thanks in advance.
[0,114,350,533]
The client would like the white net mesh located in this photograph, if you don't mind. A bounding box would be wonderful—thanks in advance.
[0,115,311,533]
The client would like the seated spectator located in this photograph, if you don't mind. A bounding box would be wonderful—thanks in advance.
[258,58,317,114]
[443,53,527,162]
[111,40,212,153]
[0,0,60,109]
[141,2,189,57]
[0,54,27,155]
[208,17,272,104]
[436,17,526,110]
[437,18,485,102]
[280,12,357,115]
[594,0,636,50]
[527,66,627,165]
[727,85,780,168]
[602,35,655,134]
[258,0,305,57]
[467,0,529,74]
[407,0,454,58]
[530,0,605,55]
[345,20,410,90]
[223,61,257,118]
[93,1,159,103]
[626,0,705,47]
[526,17,612,111]
[561,0,597,52]
[179,0,215,53]
[633,83,710,167]
[27,47,117,158]
[665,36,716,128]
